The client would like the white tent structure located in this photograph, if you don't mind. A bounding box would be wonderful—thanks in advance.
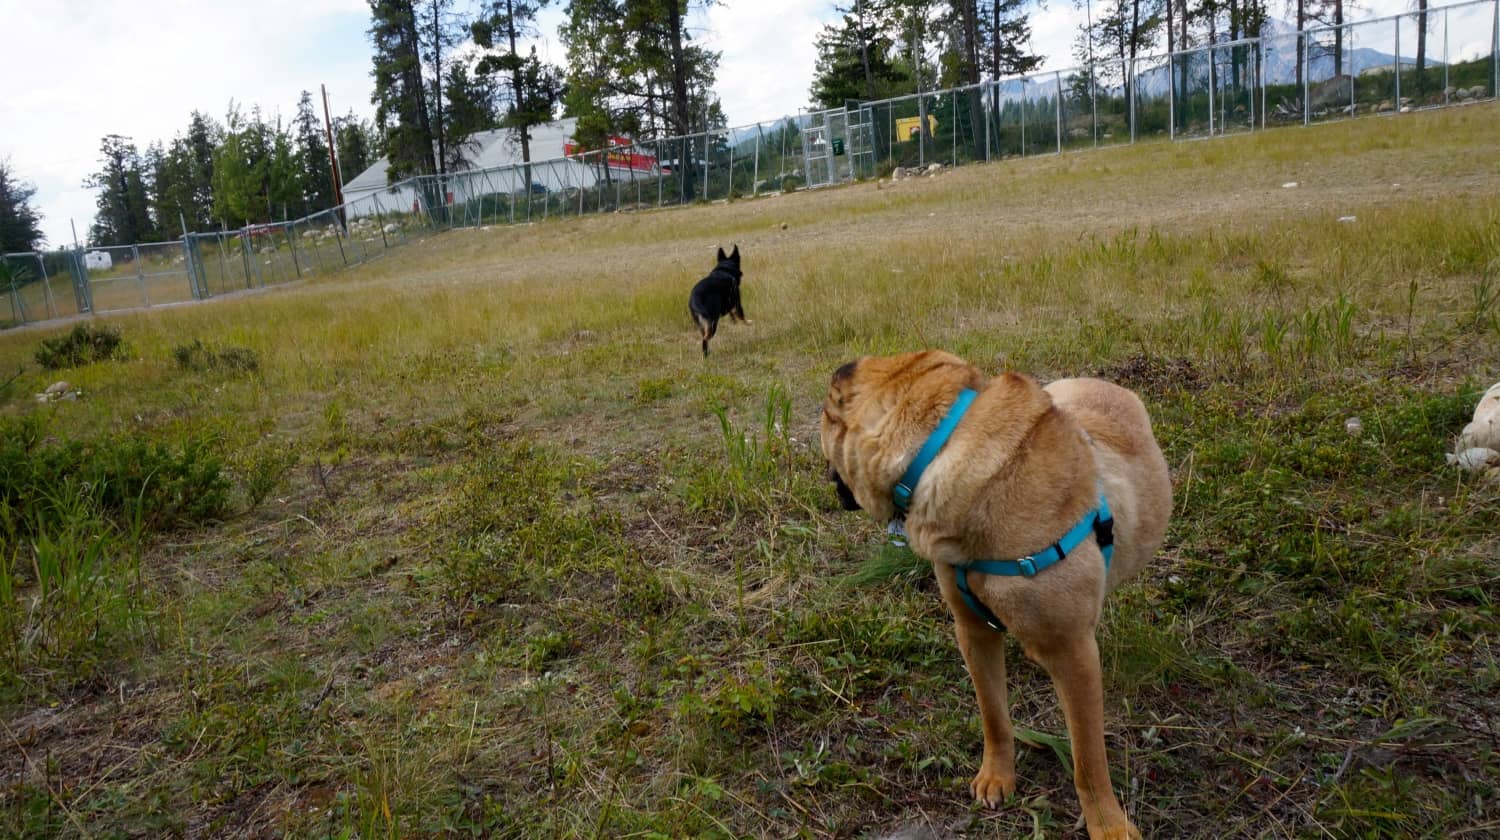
[341,118,660,219]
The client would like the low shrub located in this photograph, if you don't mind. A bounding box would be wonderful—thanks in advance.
[172,339,260,374]
[35,322,125,369]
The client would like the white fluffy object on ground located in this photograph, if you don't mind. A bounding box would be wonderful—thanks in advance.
[1455,381,1500,452]
[1448,382,1500,478]
[1446,447,1500,471]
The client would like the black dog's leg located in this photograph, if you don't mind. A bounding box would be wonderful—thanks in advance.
[701,318,719,357]
[732,304,748,323]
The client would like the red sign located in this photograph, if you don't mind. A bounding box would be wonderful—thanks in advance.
[563,136,658,173]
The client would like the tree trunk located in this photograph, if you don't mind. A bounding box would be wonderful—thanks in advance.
[405,3,437,176]
[506,0,533,190]
[856,0,874,100]
[667,0,694,202]
[426,0,447,176]
[1229,0,1241,90]
[1333,0,1344,78]
[1295,0,1304,94]
[1128,0,1141,134]
[1416,0,1428,93]
[962,0,984,158]
[1178,0,1190,130]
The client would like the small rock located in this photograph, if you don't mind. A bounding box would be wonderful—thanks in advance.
[1344,417,1363,436]
[1282,181,1298,189]
[45,381,71,396]
[780,222,788,230]
[1338,216,1357,223]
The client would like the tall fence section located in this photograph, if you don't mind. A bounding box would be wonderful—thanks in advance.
[5,0,1497,329]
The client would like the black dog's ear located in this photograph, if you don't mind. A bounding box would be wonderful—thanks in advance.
[717,246,727,262]
[730,244,740,262]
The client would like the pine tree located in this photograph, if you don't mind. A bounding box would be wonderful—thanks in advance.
[294,91,336,215]
[473,0,563,177]
[334,112,381,186]
[84,135,154,246]
[809,2,912,109]
[369,0,438,181]
[442,61,501,171]
[0,158,46,252]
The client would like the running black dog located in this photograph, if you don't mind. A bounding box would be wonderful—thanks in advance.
[688,245,747,357]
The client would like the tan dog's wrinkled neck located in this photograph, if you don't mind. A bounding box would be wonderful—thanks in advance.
[906,372,1099,570]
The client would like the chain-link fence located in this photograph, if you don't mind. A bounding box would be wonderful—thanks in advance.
[5,0,1495,330]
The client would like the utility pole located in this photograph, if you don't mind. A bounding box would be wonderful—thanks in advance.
[321,84,345,208]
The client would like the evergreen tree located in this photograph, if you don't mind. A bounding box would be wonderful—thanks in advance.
[0,158,45,252]
[441,61,501,170]
[561,0,632,153]
[334,112,381,186]
[369,0,438,181]
[809,2,912,109]
[84,135,154,246]
[473,0,563,175]
[982,0,1043,78]
[294,91,336,215]
[212,105,293,226]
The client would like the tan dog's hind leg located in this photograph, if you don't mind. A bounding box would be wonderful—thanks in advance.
[936,567,1016,805]
[1034,633,1140,840]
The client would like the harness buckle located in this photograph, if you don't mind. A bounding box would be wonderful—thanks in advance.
[1017,557,1037,577]
[893,482,913,509]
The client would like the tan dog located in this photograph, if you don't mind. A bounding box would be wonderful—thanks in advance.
[820,350,1172,840]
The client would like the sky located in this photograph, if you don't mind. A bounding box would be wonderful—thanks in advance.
[1,0,1431,249]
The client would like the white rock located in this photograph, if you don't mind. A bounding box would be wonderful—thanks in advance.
[1282,181,1299,189]
[44,381,71,396]
[1344,417,1363,436]
[1338,216,1357,223]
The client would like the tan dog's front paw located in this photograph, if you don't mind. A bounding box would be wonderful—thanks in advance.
[1089,820,1142,840]
[970,767,1016,808]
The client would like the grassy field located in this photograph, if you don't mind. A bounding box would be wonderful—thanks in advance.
[2,102,1498,838]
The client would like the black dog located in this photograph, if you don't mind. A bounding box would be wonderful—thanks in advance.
[688,245,747,356]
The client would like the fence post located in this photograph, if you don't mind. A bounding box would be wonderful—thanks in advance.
[36,254,57,319]
[984,82,993,160]
[753,127,762,196]
[132,244,149,306]
[1302,33,1310,125]
[1055,72,1063,154]
[1209,48,1217,135]
[1395,17,1402,108]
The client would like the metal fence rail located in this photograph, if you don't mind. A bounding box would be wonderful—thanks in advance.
[4,0,1496,330]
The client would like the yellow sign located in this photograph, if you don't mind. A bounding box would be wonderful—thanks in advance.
[896,115,938,140]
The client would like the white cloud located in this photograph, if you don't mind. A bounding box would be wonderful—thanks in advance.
[1,0,372,247]
[701,1,832,125]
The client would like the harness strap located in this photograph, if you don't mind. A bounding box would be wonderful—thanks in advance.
[893,388,977,514]
[953,497,1116,633]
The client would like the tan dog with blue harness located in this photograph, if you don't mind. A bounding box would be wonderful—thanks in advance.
[820,350,1172,840]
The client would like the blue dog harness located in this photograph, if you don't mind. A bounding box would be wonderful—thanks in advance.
[891,388,1116,633]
